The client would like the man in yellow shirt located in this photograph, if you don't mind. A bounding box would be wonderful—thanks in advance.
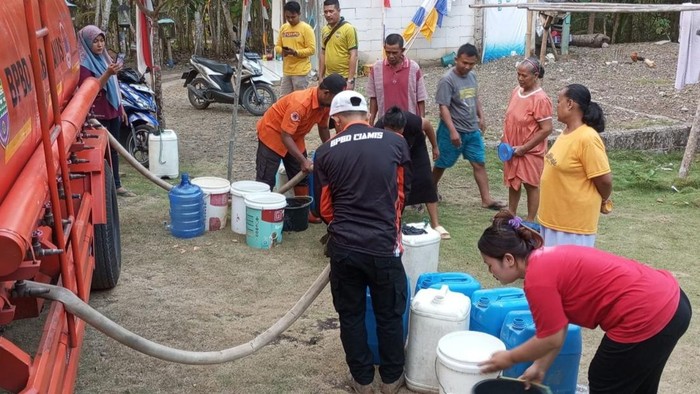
[319,0,358,90]
[276,1,316,96]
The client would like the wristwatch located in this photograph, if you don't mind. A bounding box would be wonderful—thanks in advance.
[347,78,355,85]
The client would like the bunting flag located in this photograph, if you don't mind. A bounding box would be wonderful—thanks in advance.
[419,0,449,41]
[402,0,449,43]
[384,0,391,7]
[402,0,434,43]
[135,0,153,75]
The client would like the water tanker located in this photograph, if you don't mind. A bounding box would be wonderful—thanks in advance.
[0,0,121,392]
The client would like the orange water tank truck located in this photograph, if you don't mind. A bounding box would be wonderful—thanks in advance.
[0,0,122,392]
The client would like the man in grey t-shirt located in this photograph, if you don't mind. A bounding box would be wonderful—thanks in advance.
[432,43,504,210]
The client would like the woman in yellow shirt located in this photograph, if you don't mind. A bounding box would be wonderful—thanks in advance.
[537,84,612,247]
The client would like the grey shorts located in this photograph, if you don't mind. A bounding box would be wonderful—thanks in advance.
[280,75,309,96]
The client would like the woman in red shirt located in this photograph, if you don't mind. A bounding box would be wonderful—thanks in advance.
[478,211,691,393]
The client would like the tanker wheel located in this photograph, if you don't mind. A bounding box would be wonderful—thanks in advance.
[93,160,122,290]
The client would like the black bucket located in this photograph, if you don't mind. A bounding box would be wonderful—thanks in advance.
[283,196,313,232]
[472,378,551,394]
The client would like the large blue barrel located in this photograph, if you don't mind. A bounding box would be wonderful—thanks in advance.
[169,173,205,238]
[415,272,482,298]
[470,287,529,337]
[365,275,411,365]
[500,310,582,394]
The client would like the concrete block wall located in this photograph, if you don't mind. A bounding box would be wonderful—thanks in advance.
[337,0,475,64]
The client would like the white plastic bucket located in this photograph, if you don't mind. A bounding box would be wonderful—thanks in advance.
[148,129,179,179]
[402,222,441,292]
[191,177,231,231]
[275,163,295,198]
[244,192,286,249]
[230,181,271,234]
[405,286,471,393]
[436,331,506,394]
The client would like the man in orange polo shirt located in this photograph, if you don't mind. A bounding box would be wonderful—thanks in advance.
[256,73,346,221]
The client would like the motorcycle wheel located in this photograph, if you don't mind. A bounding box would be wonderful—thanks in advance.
[126,124,153,167]
[188,77,211,110]
[241,84,276,116]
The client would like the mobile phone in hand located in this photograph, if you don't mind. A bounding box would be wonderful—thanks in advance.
[116,53,125,66]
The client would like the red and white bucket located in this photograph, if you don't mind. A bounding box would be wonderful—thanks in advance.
[191,177,231,231]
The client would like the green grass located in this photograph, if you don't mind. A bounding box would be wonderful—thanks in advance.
[402,148,700,290]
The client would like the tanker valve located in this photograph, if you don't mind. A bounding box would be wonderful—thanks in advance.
[13,281,50,297]
[35,248,64,257]
[69,153,89,164]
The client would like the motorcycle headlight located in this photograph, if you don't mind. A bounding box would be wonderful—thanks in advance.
[245,59,263,75]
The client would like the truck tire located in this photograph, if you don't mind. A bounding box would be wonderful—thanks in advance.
[93,161,122,290]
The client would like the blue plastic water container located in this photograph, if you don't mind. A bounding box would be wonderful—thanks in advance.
[415,272,482,299]
[365,275,411,365]
[470,287,529,337]
[169,173,205,238]
[500,310,582,394]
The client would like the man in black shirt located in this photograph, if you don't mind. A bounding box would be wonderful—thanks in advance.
[313,91,411,394]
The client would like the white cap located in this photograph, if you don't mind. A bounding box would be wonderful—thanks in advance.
[329,90,368,116]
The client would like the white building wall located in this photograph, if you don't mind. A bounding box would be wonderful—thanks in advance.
[344,0,476,64]
[270,0,475,66]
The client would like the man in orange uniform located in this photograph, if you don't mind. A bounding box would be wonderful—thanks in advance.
[255,73,346,222]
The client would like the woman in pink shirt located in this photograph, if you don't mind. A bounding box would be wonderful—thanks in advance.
[502,58,553,225]
[478,211,691,393]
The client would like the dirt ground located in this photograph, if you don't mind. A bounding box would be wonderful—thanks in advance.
[3,42,698,393]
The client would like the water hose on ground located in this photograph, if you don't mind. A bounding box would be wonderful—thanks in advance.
[108,133,308,195]
[15,264,330,364]
[96,133,327,364]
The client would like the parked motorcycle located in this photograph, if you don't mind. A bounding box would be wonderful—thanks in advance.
[181,52,277,116]
[118,68,159,167]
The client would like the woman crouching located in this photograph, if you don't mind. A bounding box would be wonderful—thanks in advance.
[478,211,691,393]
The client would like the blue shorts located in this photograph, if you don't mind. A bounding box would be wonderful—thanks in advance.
[434,121,485,168]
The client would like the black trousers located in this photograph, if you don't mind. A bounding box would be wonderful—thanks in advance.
[328,240,407,385]
[588,289,692,394]
[255,141,307,192]
[100,117,122,189]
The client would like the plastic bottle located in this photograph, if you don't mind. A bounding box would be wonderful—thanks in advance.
[169,173,205,238]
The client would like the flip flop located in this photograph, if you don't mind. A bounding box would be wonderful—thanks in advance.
[433,225,451,240]
[484,201,506,211]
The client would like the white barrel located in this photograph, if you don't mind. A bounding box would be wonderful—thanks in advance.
[191,177,231,231]
[230,181,271,234]
[405,286,470,393]
[402,222,441,292]
[148,129,179,178]
[436,331,506,394]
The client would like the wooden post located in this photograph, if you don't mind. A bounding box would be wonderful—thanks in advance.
[228,1,252,181]
[539,15,552,63]
[526,1,533,56]
[679,97,700,179]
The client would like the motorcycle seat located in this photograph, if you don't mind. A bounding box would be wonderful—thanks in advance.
[192,55,233,75]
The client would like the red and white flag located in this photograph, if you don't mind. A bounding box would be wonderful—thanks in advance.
[135,0,153,75]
